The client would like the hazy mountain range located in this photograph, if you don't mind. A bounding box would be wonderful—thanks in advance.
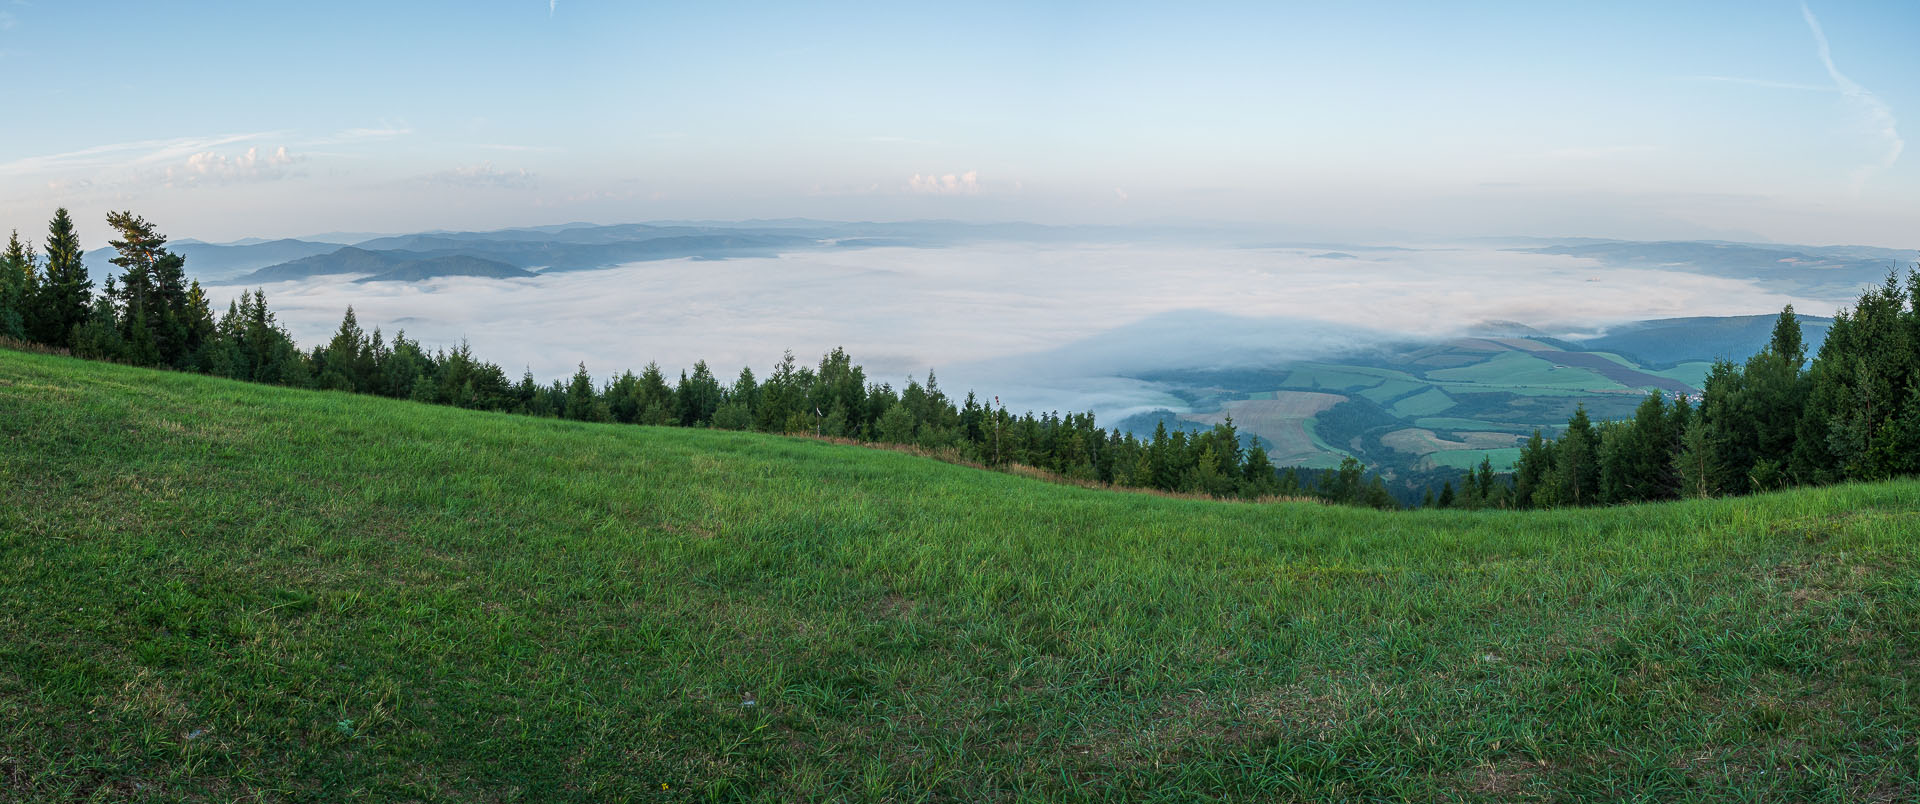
[73,220,1914,295]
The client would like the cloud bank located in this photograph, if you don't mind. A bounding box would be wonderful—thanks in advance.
[224,243,1836,424]
[166,146,300,186]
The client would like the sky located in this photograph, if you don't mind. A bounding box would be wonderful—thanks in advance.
[1,1,1917,247]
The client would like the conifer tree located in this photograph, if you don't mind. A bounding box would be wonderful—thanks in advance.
[1548,405,1599,506]
[1677,415,1717,499]
[30,208,93,347]
[0,231,34,340]
[1242,443,1277,496]
[565,362,607,421]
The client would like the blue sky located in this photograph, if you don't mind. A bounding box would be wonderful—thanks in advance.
[1,1,1915,246]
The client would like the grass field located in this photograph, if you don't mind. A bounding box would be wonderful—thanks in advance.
[4,349,1920,802]
[1427,352,1627,393]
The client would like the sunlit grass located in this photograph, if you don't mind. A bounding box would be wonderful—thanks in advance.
[2,349,1917,802]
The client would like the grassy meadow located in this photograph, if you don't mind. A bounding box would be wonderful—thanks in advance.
[3,348,1918,802]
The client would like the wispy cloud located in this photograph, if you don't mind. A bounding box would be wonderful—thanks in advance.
[419,163,537,190]
[0,11,16,30]
[0,131,282,177]
[549,0,557,17]
[908,170,981,195]
[1802,2,1904,193]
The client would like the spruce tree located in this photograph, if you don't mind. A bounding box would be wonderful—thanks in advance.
[1242,443,1277,496]
[30,208,92,347]
[1677,415,1718,499]
[1550,405,1599,506]
[565,362,606,422]
[0,230,34,340]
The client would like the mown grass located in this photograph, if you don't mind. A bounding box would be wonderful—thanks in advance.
[2,348,1918,802]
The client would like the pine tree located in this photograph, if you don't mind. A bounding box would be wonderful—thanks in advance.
[1549,405,1599,507]
[1241,443,1277,496]
[70,294,125,360]
[103,211,194,366]
[1676,415,1717,499]
[317,306,370,391]
[635,362,675,425]
[0,230,34,340]
[1795,272,1918,481]
[30,208,93,347]
[565,362,607,422]
[1511,430,1553,508]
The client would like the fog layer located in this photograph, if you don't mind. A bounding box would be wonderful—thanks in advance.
[230,244,1837,423]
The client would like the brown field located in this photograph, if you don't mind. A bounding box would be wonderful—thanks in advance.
[1380,427,1527,455]
[1180,391,1347,463]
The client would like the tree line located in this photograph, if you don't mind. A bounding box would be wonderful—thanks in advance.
[1,208,1406,507]
[1427,270,1920,509]
[7,208,1912,511]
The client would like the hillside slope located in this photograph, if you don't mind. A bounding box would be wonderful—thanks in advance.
[2,350,1917,802]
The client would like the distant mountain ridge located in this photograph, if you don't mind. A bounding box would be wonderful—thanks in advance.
[84,223,1911,290]
[353,255,534,283]
[231,247,534,284]
[83,238,342,283]
[223,226,825,284]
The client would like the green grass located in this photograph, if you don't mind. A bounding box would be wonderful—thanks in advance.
[1356,379,1429,405]
[1415,417,1537,433]
[1652,361,1717,389]
[1389,387,1456,418]
[4,349,1920,802]
[1280,365,1391,391]
[1428,352,1627,393]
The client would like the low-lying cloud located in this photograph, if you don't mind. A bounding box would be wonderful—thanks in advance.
[219,243,1841,425]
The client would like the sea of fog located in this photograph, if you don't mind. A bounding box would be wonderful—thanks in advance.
[226,244,1839,424]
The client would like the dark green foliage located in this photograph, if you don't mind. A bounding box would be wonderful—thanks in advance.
[1599,392,1680,504]
[1793,271,1920,481]
[676,360,722,426]
[565,362,608,422]
[28,208,92,347]
[103,211,197,367]
[0,230,32,340]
